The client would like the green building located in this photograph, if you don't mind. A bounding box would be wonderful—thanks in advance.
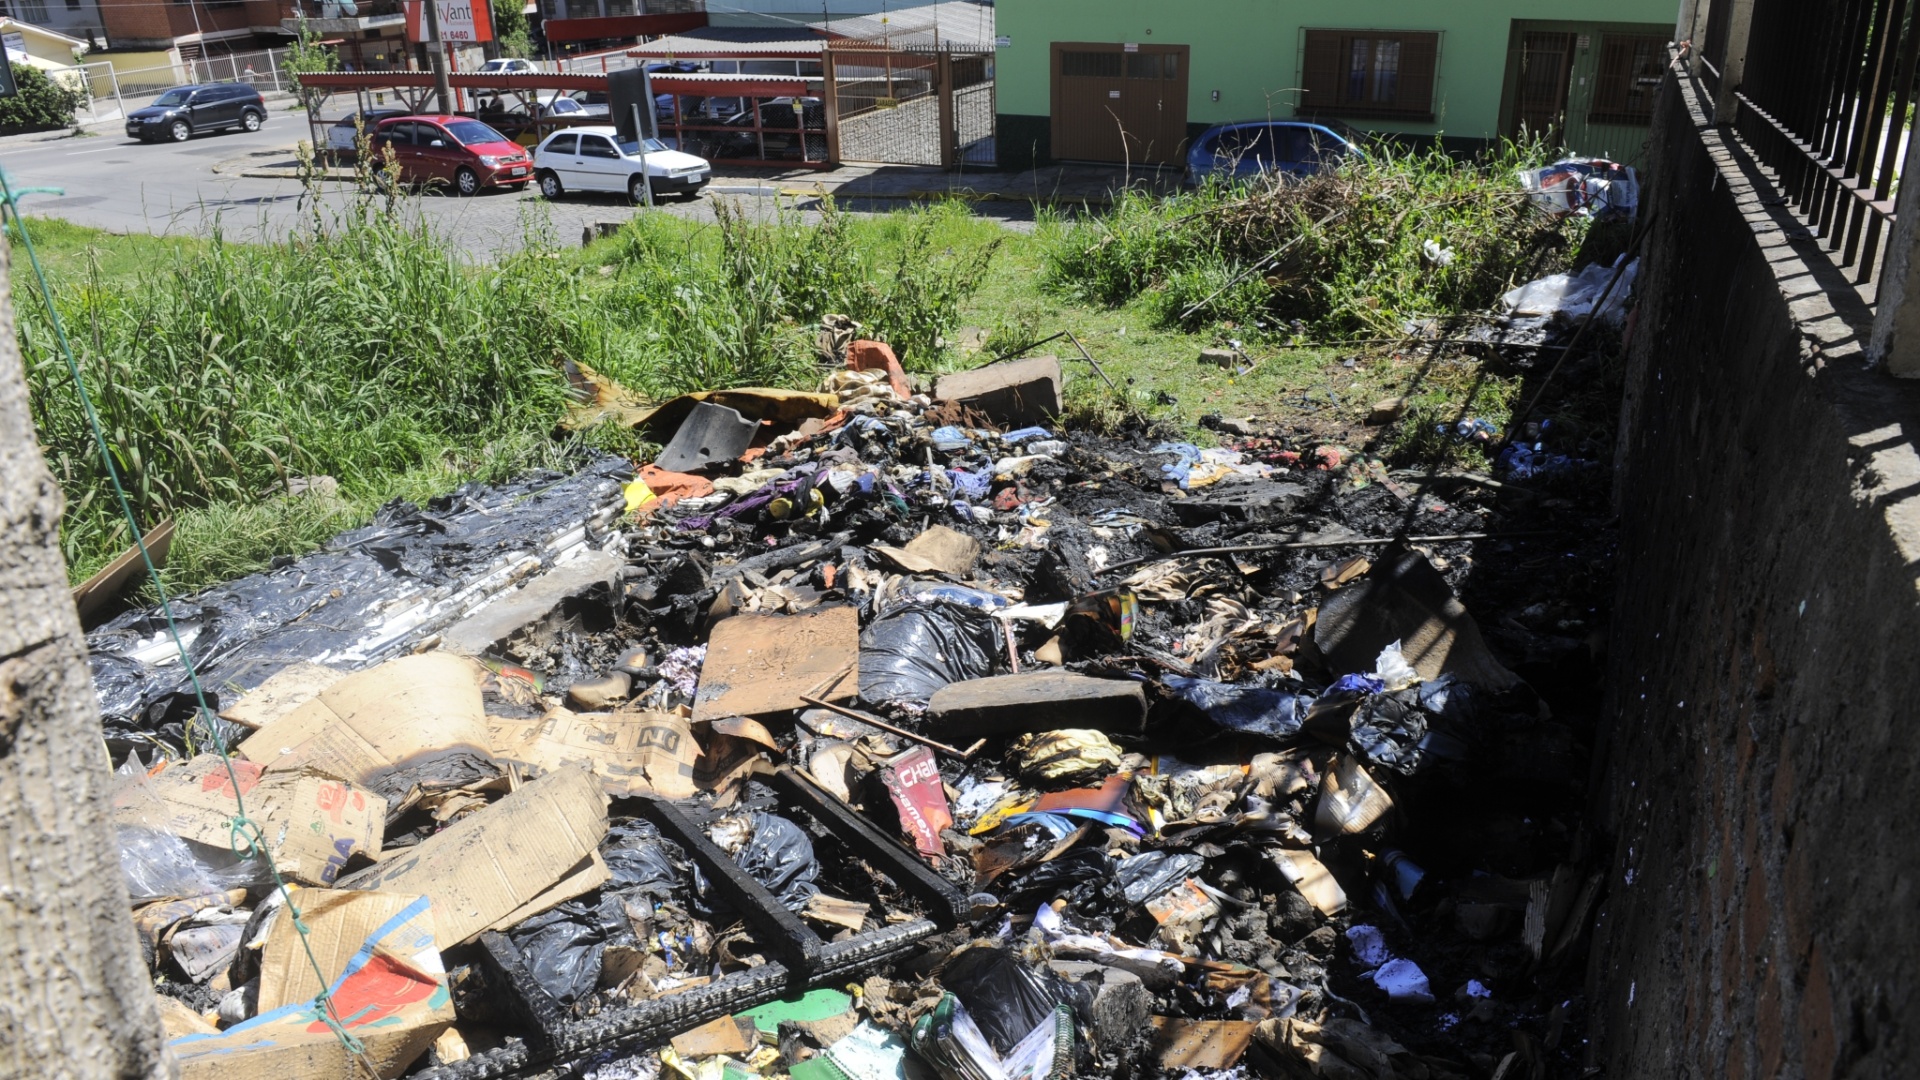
[993,1,1681,169]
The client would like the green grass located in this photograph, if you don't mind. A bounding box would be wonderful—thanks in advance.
[17,148,1571,596]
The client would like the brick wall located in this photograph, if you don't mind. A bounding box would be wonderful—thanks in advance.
[1597,53,1920,1078]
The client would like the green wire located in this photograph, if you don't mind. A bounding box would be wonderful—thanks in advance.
[1,175,381,1078]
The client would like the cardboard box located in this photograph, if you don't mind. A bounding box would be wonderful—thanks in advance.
[693,606,859,721]
[488,707,701,799]
[114,756,385,887]
[238,654,495,806]
[170,891,453,1080]
[334,767,607,950]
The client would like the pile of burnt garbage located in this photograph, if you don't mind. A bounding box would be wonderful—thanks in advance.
[93,340,1609,1080]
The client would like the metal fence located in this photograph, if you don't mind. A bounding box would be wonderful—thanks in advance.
[823,43,994,168]
[76,48,293,122]
[1712,0,1917,300]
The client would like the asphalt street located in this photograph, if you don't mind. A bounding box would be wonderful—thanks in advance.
[0,114,1034,257]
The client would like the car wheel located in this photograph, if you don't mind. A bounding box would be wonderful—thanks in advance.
[537,170,563,199]
[241,110,263,132]
[454,166,480,197]
[169,120,191,142]
[628,175,650,204]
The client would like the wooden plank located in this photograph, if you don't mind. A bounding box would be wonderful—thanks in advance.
[70,518,172,627]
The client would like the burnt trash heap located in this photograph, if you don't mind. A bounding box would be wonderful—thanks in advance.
[93,336,1611,1080]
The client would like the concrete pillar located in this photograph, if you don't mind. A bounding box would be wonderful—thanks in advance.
[1712,0,1756,123]
[1869,129,1920,375]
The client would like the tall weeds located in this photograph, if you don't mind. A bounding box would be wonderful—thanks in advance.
[20,183,1003,589]
[1041,138,1582,340]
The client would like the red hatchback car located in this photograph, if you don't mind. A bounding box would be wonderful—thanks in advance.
[366,115,532,195]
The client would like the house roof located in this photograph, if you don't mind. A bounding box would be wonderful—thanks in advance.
[626,27,826,59]
[810,1,994,49]
[0,17,91,53]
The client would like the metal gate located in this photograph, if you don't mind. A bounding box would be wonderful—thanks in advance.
[824,42,995,168]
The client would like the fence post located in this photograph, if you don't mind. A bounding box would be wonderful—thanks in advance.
[935,50,955,169]
[822,48,841,164]
[1870,132,1920,374]
[109,65,123,119]
[1711,0,1756,123]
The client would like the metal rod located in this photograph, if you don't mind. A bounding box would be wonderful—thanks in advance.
[799,695,982,758]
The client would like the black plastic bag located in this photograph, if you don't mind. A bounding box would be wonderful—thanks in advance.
[602,820,687,899]
[507,891,637,1007]
[994,848,1116,916]
[858,600,1002,704]
[696,813,820,915]
[940,946,1093,1057]
[1114,850,1204,905]
[1164,676,1313,740]
[1349,691,1430,775]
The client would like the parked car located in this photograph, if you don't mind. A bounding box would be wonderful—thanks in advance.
[690,98,825,160]
[325,108,408,157]
[1184,121,1360,184]
[531,126,710,203]
[366,115,532,195]
[477,57,538,75]
[125,83,266,143]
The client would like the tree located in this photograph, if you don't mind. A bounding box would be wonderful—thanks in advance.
[282,16,339,104]
[493,0,533,59]
[0,65,85,136]
[0,238,172,1072]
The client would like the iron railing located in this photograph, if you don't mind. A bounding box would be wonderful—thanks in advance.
[1724,0,1918,300]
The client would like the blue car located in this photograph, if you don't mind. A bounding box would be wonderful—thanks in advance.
[1185,121,1360,184]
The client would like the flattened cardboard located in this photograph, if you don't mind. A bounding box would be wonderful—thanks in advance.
[333,767,607,950]
[485,852,611,933]
[239,654,495,802]
[114,756,385,887]
[1147,1017,1256,1070]
[488,707,701,799]
[694,605,860,721]
[220,663,347,731]
[173,891,453,1080]
[870,525,981,577]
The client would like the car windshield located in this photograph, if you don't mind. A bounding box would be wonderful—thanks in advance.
[617,138,668,155]
[151,89,191,107]
[445,120,508,145]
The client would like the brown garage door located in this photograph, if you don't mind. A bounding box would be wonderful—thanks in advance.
[1051,42,1190,164]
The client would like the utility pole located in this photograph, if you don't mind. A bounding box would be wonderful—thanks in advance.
[422,0,454,113]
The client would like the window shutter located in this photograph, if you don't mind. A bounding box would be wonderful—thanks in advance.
[1396,32,1439,117]
[1300,29,1342,114]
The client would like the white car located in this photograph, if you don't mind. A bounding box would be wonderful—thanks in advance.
[477,58,538,75]
[531,126,711,203]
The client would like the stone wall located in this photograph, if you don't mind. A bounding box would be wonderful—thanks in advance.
[1597,53,1920,1078]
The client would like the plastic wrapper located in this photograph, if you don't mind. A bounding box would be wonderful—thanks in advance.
[1519,157,1639,221]
[86,456,630,755]
[117,826,264,903]
[857,600,1003,704]
[1501,257,1639,327]
[1165,676,1314,740]
[1114,851,1205,905]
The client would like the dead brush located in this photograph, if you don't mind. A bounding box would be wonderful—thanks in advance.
[1043,138,1583,341]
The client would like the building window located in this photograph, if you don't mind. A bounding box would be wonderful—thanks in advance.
[1299,28,1440,120]
[1591,34,1666,125]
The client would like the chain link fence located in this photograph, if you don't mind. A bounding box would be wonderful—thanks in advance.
[77,48,292,123]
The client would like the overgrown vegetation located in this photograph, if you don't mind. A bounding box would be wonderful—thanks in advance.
[17,189,1001,591]
[0,65,85,135]
[592,197,1001,396]
[1040,138,1583,340]
[281,17,339,103]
